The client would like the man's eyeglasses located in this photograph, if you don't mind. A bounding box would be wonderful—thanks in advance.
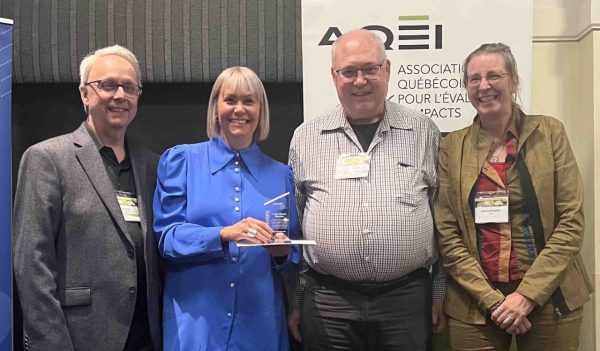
[85,80,142,97]
[335,61,385,81]
[466,72,508,86]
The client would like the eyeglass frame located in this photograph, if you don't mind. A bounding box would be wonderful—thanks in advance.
[466,72,509,86]
[334,60,387,81]
[85,79,143,97]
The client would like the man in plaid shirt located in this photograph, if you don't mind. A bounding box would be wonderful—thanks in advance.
[287,29,446,350]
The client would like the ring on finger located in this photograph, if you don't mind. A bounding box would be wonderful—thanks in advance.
[247,227,257,238]
[493,307,503,314]
[515,327,521,335]
[503,316,515,324]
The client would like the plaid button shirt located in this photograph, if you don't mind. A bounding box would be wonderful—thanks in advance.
[288,101,445,308]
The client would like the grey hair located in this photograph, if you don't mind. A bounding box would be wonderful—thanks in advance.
[331,29,387,66]
[79,45,142,88]
[206,66,270,141]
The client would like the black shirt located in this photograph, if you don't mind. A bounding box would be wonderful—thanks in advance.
[350,120,381,152]
[99,146,151,351]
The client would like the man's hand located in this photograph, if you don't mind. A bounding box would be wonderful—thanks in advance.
[432,301,448,334]
[288,308,302,342]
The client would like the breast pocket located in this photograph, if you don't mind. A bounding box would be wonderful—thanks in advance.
[395,159,417,191]
[395,160,428,215]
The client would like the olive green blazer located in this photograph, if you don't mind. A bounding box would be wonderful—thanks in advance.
[434,112,592,324]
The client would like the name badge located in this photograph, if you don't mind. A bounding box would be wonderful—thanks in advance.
[116,190,141,222]
[334,153,370,179]
[474,191,509,224]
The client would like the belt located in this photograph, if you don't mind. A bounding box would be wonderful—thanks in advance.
[307,267,429,295]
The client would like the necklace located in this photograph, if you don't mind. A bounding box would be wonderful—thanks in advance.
[491,144,504,163]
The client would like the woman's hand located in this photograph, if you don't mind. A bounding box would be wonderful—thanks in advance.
[220,217,273,244]
[266,233,292,257]
[490,292,536,335]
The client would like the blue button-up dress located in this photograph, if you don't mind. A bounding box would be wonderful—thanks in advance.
[153,137,300,351]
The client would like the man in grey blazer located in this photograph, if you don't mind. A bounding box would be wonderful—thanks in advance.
[13,45,161,351]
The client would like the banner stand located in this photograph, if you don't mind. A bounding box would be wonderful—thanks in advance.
[0,17,13,351]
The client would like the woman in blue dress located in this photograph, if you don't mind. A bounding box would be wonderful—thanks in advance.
[153,66,300,351]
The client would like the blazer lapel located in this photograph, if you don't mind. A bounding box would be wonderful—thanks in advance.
[517,113,541,155]
[460,121,493,252]
[72,123,133,245]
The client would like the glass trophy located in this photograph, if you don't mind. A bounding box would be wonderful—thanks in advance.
[264,192,290,234]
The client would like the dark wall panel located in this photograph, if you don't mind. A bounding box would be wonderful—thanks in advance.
[12,82,304,178]
[4,0,303,83]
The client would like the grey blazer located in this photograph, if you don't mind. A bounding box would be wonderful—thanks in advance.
[13,122,162,351]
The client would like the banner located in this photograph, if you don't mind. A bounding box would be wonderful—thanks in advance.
[301,0,533,132]
[0,17,13,351]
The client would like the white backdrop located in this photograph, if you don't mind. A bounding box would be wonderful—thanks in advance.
[301,0,534,132]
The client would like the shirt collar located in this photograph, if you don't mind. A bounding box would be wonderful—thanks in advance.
[208,137,262,179]
[320,101,412,132]
[84,121,105,151]
[84,121,130,165]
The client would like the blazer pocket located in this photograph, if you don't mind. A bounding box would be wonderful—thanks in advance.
[58,286,91,307]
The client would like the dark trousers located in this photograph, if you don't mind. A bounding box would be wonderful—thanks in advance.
[301,268,432,351]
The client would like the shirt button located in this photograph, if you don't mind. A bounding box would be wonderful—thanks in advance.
[232,257,238,262]
[230,283,235,288]
[128,287,136,294]
[235,153,240,157]
[234,197,240,202]
[234,206,240,212]
[234,168,239,173]
[127,248,134,258]
[362,229,370,234]
[364,256,370,261]
[363,202,369,207]
[227,312,232,318]
[235,187,240,192]
[235,161,239,165]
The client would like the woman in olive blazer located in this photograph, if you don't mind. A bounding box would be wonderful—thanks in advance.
[434,43,592,351]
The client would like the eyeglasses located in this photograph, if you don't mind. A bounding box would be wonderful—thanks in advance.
[85,80,142,97]
[466,72,508,86]
[335,61,385,81]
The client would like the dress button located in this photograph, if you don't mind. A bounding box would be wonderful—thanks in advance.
[234,168,239,173]
[230,283,235,288]
[128,287,136,294]
[235,161,239,165]
[227,312,232,318]
[234,206,240,212]
[235,187,240,192]
[234,197,240,202]
[232,257,238,262]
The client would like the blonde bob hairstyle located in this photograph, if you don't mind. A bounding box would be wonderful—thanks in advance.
[79,44,142,88]
[206,66,270,141]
